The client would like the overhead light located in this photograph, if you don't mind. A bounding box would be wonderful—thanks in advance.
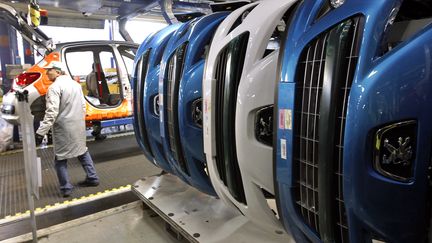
[330,0,345,8]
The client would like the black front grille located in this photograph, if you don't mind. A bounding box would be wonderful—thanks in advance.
[292,17,363,242]
[166,43,189,175]
[134,50,153,157]
[214,32,249,204]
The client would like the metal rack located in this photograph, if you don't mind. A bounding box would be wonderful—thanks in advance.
[132,173,295,243]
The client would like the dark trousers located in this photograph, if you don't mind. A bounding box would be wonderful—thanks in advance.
[54,150,99,193]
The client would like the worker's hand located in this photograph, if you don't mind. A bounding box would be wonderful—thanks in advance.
[35,133,44,146]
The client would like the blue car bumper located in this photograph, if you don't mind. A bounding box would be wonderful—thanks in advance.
[275,0,432,242]
[132,24,181,175]
[159,12,229,195]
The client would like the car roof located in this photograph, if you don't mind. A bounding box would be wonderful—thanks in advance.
[53,40,139,51]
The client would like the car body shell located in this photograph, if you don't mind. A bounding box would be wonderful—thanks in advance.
[1,41,138,126]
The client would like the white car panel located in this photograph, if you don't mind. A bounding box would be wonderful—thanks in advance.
[203,0,297,233]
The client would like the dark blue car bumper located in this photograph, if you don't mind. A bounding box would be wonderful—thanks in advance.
[275,0,432,242]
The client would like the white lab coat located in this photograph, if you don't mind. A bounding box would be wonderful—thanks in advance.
[36,75,87,160]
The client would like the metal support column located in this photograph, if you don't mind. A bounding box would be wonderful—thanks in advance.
[0,21,19,93]
[17,90,41,243]
[9,26,19,65]
[0,22,20,142]
[108,20,115,68]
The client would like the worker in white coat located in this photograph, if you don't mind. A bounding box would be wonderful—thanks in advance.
[35,61,99,197]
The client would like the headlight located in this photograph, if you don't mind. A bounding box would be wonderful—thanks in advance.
[373,120,416,182]
[1,104,15,115]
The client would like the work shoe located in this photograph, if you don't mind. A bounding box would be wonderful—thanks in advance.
[78,180,99,187]
[92,131,107,141]
[61,190,72,198]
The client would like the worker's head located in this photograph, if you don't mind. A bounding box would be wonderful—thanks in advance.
[44,61,64,81]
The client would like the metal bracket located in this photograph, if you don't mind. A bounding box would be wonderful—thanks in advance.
[159,0,178,25]
[118,18,134,42]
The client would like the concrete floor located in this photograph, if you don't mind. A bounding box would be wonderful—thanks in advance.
[5,202,184,243]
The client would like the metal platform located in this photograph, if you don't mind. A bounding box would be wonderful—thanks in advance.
[132,174,295,243]
[0,134,161,220]
[4,201,186,243]
[0,186,138,241]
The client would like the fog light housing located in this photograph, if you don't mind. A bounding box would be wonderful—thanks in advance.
[255,105,273,146]
[373,120,416,182]
[153,94,160,117]
[191,98,203,128]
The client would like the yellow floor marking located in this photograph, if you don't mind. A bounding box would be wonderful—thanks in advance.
[2,184,131,220]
